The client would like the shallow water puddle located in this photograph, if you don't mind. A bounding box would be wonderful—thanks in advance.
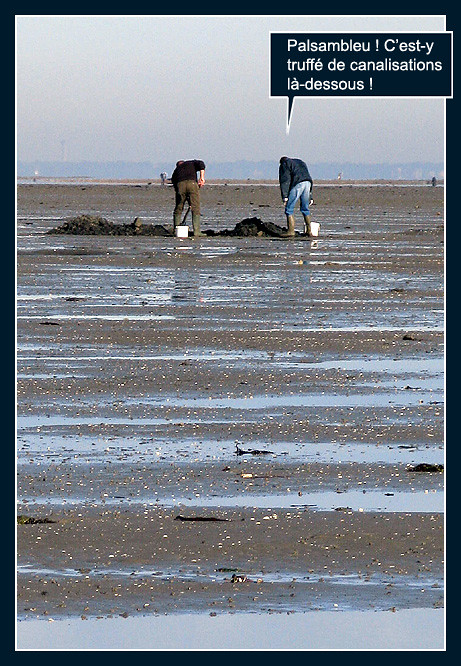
[277,356,443,373]
[16,434,444,466]
[198,247,240,256]
[20,489,444,513]
[17,348,271,363]
[17,563,441,591]
[17,312,443,331]
[17,352,444,399]
[16,608,444,649]
[164,488,444,513]
[123,389,443,409]
[18,314,176,321]
[17,415,227,429]
[17,387,442,431]
[258,325,443,333]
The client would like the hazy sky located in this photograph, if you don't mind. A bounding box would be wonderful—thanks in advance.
[16,14,446,165]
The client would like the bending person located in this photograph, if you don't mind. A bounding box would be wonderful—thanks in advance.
[171,159,206,237]
[278,156,314,236]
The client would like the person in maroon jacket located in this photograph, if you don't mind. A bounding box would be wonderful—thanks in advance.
[171,159,206,237]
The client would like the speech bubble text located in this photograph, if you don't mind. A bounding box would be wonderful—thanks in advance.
[270,32,453,131]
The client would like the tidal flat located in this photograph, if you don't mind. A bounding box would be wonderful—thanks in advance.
[16,180,444,649]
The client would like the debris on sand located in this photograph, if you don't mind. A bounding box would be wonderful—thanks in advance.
[174,515,229,522]
[217,567,242,573]
[47,215,306,238]
[402,333,423,341]
[407,463,444,473]
[235,444,275,456]
[17,515,56,525]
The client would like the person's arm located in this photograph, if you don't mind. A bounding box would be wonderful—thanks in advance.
[279,162,290,201]
[194,160,206,187]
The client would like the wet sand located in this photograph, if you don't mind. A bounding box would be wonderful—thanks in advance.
[17,181,444,634]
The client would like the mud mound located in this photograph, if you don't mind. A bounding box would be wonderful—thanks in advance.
[48,215,294,238]
[48,215,172,236]
[207,217,290,238]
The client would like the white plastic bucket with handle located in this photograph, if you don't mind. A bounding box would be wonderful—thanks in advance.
[175,225,189,238]
[310,221,320,237]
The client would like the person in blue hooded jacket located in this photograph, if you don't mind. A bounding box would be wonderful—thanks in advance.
[278,156,314,236]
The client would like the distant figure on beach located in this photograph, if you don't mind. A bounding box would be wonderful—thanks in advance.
[171,159,206,237]
[431,176,437,187]
[160,172,168,185]
[279,156,314,236]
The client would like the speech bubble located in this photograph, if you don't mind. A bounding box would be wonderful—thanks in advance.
[270,32,453,132]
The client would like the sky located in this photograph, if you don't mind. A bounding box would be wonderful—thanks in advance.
[16,14,447,165]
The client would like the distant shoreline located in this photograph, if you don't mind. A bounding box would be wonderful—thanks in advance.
[17,177,444,187]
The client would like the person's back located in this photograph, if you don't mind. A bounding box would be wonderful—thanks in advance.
[279,158,313,199]
[171,160,206,187]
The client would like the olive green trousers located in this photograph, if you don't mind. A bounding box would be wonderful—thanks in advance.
[173,180,201,227]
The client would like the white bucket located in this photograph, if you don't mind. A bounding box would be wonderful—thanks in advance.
[310,221,320,237]
[175,225,189,238]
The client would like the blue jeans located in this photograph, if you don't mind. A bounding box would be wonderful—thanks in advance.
[285,181,311,215]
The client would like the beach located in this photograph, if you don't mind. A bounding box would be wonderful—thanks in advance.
[16,180,444,648]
